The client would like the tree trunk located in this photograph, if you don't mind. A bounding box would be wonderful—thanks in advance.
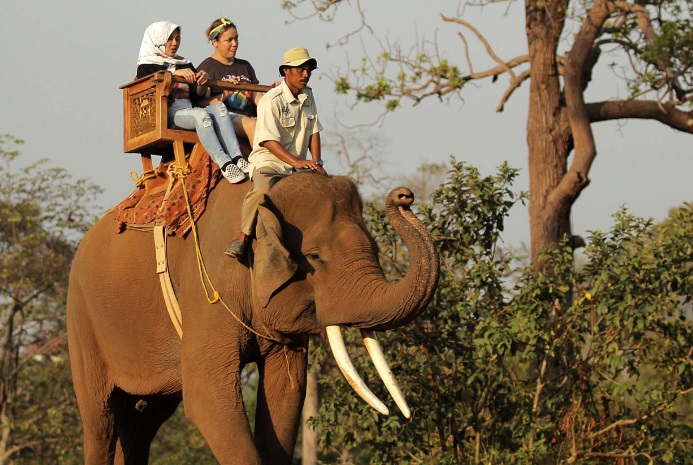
[301,370,319,465]
[0,304,20,465]
[525,0,573,269]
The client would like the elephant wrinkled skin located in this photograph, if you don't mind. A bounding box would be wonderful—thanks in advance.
[67,173,439,464]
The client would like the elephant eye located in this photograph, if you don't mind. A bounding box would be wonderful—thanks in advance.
[304,250,323,264]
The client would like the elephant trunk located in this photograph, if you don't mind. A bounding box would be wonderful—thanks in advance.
[347,187,440,331]
[324,187,439,418]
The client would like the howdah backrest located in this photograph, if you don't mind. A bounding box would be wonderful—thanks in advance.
[120,71,199,157]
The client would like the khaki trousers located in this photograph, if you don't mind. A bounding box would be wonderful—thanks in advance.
[240,168,284,236]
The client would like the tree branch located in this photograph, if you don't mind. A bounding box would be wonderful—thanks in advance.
[0,437,60,463]
[612,1,656,43]
[283,0,345,22]
[497,69,531,112]
[586,100,693,134]
[326,0,373,49]
[284,0,373,49]
[469,55,529,81]
[586,386,693,441]
[557,0,613,208]
[442,15,517,80]
[458,32,474,75]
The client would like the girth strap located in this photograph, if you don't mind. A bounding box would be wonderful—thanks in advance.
[154,223,183,338]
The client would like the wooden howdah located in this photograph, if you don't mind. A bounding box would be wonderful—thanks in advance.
[120,71,201,194]
[120,72,270,196]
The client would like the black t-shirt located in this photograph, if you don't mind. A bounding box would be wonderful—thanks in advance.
[197,57,259,117]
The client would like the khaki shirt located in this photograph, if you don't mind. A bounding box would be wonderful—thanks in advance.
[248,81,323,178]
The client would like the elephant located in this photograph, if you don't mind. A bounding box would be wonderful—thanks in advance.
[67,171,439,465]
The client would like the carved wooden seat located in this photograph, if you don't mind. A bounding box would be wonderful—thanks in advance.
[121,71,203,195]
[120,72,269,197]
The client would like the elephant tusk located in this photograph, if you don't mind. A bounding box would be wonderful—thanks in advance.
[325,325,389,416]
[360,329,411,419]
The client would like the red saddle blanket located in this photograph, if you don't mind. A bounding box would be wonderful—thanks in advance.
[114,152,221,236]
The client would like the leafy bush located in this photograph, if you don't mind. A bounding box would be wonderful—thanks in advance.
[309,159,693,464]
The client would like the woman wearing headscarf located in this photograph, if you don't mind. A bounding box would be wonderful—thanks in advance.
[136,21,247,183]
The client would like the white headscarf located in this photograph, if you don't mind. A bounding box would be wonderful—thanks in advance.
[137,21,191,67]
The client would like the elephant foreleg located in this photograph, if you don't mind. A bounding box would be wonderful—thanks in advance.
[182,353,261,464]
[254,345,308,465]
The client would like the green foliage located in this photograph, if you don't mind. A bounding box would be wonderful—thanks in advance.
[601,0,693,104]
[355,79,393,103]
[309,160,693,463]
[334,76,351,94]
[428,60,465,90]
[11,358,83,465]
[384,99,400,112]
[0,135,102,463]
[641,19,693,72]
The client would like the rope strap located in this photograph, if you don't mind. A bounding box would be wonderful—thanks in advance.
[130,168,160,189]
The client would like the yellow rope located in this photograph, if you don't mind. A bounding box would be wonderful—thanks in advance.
[130,168,160,189]
[169,163,218,304]
[99,168,161,220]
[283,346,296,390]
[170,163,282,344]
[158,165,182,216]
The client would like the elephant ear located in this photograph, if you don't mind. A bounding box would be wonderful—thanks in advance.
[254,203,298,308]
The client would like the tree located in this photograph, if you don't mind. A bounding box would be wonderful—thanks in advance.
[0,135,102,463]
[283,0,693,268]
[310,159,693,463]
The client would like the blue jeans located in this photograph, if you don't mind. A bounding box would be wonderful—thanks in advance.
[169,103,241,169]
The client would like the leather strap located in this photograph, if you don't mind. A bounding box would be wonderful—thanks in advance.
[154,223,183,338]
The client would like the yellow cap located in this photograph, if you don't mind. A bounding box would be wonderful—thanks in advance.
[279,47,318,74]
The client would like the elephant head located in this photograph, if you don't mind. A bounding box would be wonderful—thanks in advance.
[251,173,439,417]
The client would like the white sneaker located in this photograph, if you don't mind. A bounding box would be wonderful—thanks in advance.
[235,157,250,174]
[222,163,246,184]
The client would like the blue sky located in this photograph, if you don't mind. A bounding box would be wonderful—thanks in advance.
[1,0,690,247]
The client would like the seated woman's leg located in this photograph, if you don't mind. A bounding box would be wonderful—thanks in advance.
[173,108,245,183]
[205,103,242,159]
[232,116,256,150]
[206,103,249,174]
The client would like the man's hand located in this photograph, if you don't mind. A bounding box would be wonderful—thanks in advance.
[293,159,326,175]
[261,140,327,175]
